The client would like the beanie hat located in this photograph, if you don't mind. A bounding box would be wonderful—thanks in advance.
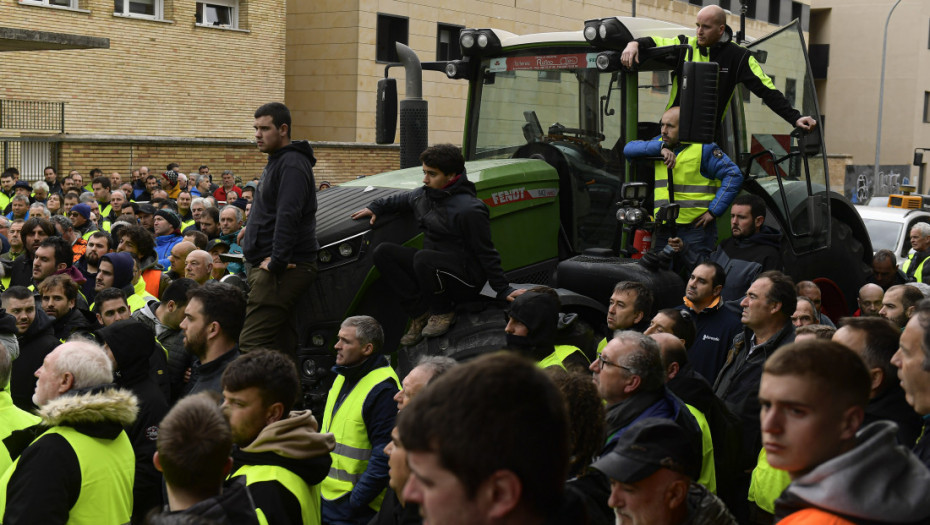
[162,170,179,186]
[155,209,181,231]
[70,203,91,220]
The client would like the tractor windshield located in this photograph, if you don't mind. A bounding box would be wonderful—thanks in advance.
[469,53,626,252]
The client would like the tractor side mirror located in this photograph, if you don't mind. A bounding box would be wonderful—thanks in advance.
[376,78,398,145]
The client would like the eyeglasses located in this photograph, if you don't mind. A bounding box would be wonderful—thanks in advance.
[597,355,634,373]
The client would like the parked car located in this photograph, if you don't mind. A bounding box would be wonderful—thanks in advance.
[855,206,930,265]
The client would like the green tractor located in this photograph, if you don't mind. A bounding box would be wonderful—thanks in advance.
[296,15,871,402]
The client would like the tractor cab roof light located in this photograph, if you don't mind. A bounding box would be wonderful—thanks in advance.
[459,29,502,57]
[583,17,635,50]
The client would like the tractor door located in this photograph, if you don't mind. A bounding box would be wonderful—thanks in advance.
[740,20,831,256]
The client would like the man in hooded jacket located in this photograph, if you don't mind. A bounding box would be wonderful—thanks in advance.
[673,194,783,303]
[240,102,319,357]
[97,318,169,523]
[353,144,519,346]
[223,349,334,525]
[504,287,589,370]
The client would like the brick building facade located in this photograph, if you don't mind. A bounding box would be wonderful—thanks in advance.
[0,0,285,181]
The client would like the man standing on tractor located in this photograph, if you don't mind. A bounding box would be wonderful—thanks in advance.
[620,5,817,131]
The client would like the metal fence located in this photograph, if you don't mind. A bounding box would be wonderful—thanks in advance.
[1,140,58,180]
[0,99,65,132]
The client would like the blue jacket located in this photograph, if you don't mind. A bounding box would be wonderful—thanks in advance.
[623,139,743,219]
[154,234,183,269]
[322,354,398,525]
[602,386,702,459]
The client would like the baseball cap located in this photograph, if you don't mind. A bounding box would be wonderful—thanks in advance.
[591,418,701,484]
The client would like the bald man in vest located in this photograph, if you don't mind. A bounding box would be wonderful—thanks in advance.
[624,106,743,262]
[621,5,817,131]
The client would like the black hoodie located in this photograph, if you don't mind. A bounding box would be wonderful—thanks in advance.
[9,308,59,411]
[97,319,169,522]
[51,307,96,342]
[709,225,784,302]
[241,140,319,274]
[369,173,515,299]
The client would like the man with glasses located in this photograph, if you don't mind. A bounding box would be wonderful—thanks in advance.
[589,330,702,460]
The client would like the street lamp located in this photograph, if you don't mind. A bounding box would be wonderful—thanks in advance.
[874,0,904,183]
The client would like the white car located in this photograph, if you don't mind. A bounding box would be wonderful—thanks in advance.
[854,206,930,265]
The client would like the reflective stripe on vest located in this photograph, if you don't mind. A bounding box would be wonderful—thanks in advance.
[653,143,719,224]
[537,345,588,370]
[142,268,162,298]
[0,425,134,524]
[233,463,321,525]
[320,365,399,510]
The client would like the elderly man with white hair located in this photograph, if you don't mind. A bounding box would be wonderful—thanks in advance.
[904,222,930,283]
[0,340,137,524]
[185,249,214,285]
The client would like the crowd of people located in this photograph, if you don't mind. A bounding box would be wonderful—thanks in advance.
[0,11,928,522]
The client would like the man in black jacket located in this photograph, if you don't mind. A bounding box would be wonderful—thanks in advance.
[713,270,796,520]
[833,316,922,447]
[619,4,816,131]
[240,102,318,357]
[152,393,263,524]
[0,340,137,524]
[3,286,59,411]
[352,144,518,345]
[223,349,334,525]
[97,319,169,522]
[674,194,784,302]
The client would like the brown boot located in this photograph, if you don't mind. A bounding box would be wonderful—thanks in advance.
[400,313,430,346]
[421,312,455,338]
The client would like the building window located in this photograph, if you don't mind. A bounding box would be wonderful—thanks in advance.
[437,23,463,61]
[377,14,408,63]
[792,1,803,22]
[768,0,781,24]
[924,92,930,123]
[114,0,162,19]
[784,78,796,107]
[21,0,79,7]
[197,0,238,29]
